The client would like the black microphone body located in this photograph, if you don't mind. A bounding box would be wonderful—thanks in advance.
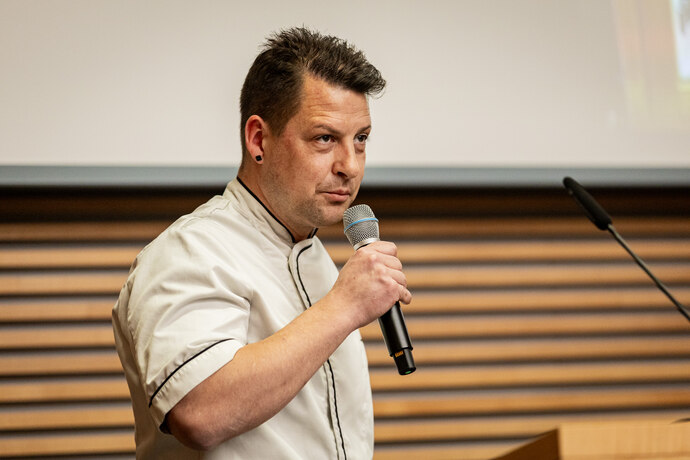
[343,204,416,375]
[378,302,415,375]
[563,176,612,230]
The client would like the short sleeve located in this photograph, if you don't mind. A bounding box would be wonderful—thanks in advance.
[123,220,253,428]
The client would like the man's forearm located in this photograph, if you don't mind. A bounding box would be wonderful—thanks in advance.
[167,241,410,450]
[166,290,356,450]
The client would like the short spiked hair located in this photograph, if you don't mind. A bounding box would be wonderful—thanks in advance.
[239,27,386,156]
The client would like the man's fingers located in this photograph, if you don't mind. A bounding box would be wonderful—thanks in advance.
[399,287,412,305]
[366,240,399,256]
[368,241,409,304]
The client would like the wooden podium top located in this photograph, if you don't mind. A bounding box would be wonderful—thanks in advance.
[494,419,690,460]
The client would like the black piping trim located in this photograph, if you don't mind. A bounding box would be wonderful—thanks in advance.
[294,243,347,459]
[295,243,314,307]
[327,359,348,459]
[148,338,231,408]
[236,177,302,243]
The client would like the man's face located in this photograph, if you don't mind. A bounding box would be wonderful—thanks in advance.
[259,75,371,240]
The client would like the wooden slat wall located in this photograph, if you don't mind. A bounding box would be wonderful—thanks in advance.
[0,185,689,459]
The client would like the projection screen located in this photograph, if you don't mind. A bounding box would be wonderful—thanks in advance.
[1,0,688,186]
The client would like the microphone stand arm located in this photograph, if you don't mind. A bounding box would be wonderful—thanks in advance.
[608,224,690,323]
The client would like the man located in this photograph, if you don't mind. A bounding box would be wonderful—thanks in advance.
[113,27,411,459]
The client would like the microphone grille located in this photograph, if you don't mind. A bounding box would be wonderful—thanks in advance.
[343,204,380,248]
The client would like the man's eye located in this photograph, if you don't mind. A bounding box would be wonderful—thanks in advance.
[316,135,333,143]
[356,134,369,143]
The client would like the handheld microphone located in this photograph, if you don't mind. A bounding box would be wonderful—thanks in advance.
[563,176,690,323]
[343,204,416,375]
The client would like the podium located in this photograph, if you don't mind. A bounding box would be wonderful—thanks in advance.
[494,419,690,460]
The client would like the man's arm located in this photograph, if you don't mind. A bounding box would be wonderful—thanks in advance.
[166,241,411,450]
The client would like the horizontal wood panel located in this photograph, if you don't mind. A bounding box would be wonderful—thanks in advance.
[403,287,690,314]
[5,351,689,391]
[1,287,688,325]
[4,311,687,350]
[370,361,690,390]
[373,387,690,418]
[0,221,170,242]
[361,312,690,340]
[0,272,126,296]
[0,190,209,221]
[1,216,689,243]
[365,336,690,365]
[5,382,689,419]
[1,263,687,296]
[4,186,686,219]
[373,443,516,460]
[0,246,142,269]
[357,189,690,217]
[0,298,115,322]
[2,239,688,269]
[0,432,135,456]
[0,378,130,403]
[4,373,688,407]
[328,240,690,264]
[0,351,122,376]
[0,405,133,431]
[404,264,690,289]
[5,335,690,377]
[3,404,685,445]
[5,333,690,378]
[373,412,690,444]
[0,325,115,349]
[372,217,690,239]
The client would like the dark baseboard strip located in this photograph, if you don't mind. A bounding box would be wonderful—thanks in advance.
[1,165,688,188]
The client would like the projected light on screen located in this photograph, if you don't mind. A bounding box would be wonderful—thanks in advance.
[614,0,690,131]
[672,0,690,84]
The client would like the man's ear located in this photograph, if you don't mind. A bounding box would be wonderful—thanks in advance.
[245,115,267,164]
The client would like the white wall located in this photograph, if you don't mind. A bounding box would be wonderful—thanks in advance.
[1,0,689,170]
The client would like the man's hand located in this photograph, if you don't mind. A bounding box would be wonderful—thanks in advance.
[328,240,411,329]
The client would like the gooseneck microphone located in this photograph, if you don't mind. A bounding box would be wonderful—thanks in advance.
[343,204,416,375]
[563,176,690,323]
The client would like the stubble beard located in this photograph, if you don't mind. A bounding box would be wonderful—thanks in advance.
[297,196,351,229]
[262,175,341,235]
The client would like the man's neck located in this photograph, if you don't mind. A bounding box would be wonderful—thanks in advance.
[235,174,315,243]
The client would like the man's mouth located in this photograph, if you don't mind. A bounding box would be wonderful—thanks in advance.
[322,189,351,203]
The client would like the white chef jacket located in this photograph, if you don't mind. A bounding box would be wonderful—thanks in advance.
[112,179,374,459]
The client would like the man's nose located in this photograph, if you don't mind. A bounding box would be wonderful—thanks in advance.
[333,143,361,179]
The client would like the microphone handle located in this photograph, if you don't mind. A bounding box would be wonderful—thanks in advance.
[378,302,415,375]
[355,239,416,375]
